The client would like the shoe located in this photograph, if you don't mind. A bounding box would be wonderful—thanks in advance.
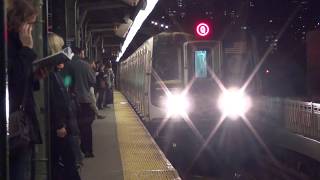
[97,114,105,119]
[84,152,94,158]
[76,162,82,170]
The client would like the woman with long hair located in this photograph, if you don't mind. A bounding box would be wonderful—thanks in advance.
[7,1,45,179]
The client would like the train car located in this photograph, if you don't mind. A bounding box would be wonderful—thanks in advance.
[119,31,261,124]
[119,32,194,121]
[119,30,263,171]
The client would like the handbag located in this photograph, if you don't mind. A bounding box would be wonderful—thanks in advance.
[9,81,32,150]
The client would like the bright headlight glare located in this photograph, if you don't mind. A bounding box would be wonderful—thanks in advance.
[218,88,251,119]
[165,94,189,117]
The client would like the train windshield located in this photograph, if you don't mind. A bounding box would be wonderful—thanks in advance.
[194,50,208,78]
[153,45,180,80]
[152,33,194,81]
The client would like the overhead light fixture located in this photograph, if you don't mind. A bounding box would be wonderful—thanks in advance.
[121,0,140,6]
[116,0,159,62]
[114,17,133,38]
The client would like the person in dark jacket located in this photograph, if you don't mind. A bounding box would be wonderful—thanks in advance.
[96,64,106,109]
[7,1,45,180]
[103,61,114,106]
[48,32,81,180]
[69,47,96,157]
[60,60,84,167]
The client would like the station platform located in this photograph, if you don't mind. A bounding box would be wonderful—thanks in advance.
[80,91,181,180]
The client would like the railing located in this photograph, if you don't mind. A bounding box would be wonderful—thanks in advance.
[254,96,320,141]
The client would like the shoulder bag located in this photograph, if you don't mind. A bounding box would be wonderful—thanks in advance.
[9,81,32,150]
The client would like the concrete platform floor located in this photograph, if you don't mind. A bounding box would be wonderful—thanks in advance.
[80,105,124,180]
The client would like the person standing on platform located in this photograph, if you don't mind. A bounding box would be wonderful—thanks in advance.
[7,1,46,179]
[96,63,107,109]
[47,32,81,180]
[86,58,105,119]
[69,47,96,158]
[103,61,114,107]
[61,49,84,168]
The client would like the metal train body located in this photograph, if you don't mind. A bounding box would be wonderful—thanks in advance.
[119,31,261,123]
[119,31,262,170]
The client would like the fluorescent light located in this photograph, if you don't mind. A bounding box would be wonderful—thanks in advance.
[6,84,9,135]
[116,0,159,62]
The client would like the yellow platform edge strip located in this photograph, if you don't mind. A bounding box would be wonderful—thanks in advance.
[114,91,181,180]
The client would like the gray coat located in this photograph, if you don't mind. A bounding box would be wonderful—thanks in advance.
[67,55,96,103]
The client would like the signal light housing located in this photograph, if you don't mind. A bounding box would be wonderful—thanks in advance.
[196,23,210,37]
[194,21,213,39]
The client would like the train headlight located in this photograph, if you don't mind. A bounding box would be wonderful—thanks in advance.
[165,94,190,118]
[217,88,251,119]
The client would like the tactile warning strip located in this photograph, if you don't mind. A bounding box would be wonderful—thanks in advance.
[114,91,181,180]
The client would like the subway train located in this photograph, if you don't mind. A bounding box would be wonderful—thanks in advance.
[118,31,263,171]
[118,30,268,172]
[119,31,261,125]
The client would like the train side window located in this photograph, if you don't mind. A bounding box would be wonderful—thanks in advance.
[194,50,208,78]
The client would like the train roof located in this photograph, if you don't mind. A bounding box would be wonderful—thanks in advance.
[153,32,194,43]
[154,32,193,38]
[120,32,194,64]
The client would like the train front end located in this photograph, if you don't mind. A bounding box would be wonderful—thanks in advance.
[143,31,262,172]
[182,40,255,122]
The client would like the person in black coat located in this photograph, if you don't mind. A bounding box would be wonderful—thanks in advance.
[48,32,81,180]
[7,1,45,180]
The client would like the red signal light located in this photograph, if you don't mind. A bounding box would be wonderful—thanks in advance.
[196,22,210,37]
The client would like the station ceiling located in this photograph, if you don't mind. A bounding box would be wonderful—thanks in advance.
[77,0,143,59]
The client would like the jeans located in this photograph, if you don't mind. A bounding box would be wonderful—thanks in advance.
[96,88,106,109]
[69,135,83,166]
[9,145,32,180]
[51,135,81,180]
[79,123,93,154]
[78,103,95,154]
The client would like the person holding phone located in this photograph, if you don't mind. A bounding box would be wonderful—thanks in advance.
[7,0,47,179]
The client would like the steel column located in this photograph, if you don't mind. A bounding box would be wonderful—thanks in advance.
[0,0,8,179]
[32,0,49,179]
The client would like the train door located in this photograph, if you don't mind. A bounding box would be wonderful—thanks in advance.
[183,41,222,117]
